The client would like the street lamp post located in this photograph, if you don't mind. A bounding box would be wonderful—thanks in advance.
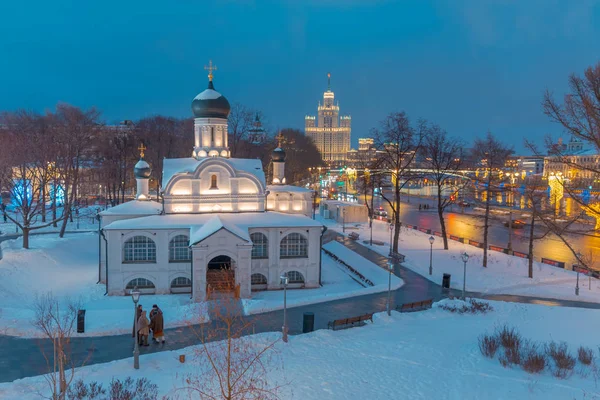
[386,259,394,316]
[342,207,346,233]
[280,274,289,343]
[428,235,435,275]
[576,252,582,296]
[131,286,141,369]
[507,208,513,252]
[388,220,394,256]
[461,252,469,300]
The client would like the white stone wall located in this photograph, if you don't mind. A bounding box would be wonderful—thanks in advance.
[105,225,322,299]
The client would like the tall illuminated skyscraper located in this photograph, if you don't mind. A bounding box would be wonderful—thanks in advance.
[305,73,351,166]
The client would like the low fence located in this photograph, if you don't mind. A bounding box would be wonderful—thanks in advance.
[323,247,375,287]
[399,223,597,277]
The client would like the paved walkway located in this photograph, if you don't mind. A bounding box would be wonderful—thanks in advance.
[1,231,599,383]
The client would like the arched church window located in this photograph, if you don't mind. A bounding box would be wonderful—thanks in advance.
[171,277,192,288]
[126,278,155,289]
[210,174,218,189]
[169,235,191,262]
[250,232,268,259]
[251,273,268,285]
[285,270,305,284]
[280,233,308,258]
[123,236,156,263]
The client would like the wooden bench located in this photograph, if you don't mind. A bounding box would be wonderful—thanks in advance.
[389,251,406,263]
[327,313,374,330]
[396,299,433,313]
[348,232,360,240]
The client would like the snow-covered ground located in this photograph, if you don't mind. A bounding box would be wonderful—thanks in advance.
[242,247,403,314]
[320,217,600,303]
[0,234,207,337]
[3,300,599,399]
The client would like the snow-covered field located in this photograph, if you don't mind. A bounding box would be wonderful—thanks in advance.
[323,217,600,303]
[0,207,100,236]
[0,233,207,337]
[3,300,599,399]
[243,247,403,314]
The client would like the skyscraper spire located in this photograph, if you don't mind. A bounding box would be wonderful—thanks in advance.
[327,72,331,91]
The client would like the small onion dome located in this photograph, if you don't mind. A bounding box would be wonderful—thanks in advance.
[134,158,151,179]
[191,81,231,119]
[272,147,286,162]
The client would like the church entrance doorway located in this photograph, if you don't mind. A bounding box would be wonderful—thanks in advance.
[206,255,235,295]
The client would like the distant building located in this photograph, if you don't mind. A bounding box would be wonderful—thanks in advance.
[247,114,266,144]
[305,73,351,167]
[544,136,599,182]
[346,138,378,167]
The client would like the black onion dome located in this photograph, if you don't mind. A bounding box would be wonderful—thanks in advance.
[134,158,151,179]
[191,81,231,119]
[272,147,286,162]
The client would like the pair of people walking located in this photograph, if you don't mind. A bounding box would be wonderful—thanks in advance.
[132,304,165,346]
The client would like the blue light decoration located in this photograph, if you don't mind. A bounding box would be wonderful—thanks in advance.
[581,189,591,205]
[11,179,32,207]
[50,184,65,206]
[519,184,526,195]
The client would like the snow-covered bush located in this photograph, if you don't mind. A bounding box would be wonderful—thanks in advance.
[478,334,499,358]
[439,299,493,314]
[545,342,576,379]
[577,346,594,366]
[65,377,160,400]
[521,342,546,374]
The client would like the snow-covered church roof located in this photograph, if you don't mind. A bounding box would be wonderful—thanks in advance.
[100,200,162,216]
[190,215,251,244]
[163,157,265,187]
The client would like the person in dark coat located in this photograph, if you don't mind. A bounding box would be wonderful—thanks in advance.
[137,310,150,346]
[149,304,165,343]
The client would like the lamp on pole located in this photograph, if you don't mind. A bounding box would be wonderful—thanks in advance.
[342,207,346,233]
[428,235,435,275]
[280,274,289,343]
[130,286,141,369]
[461,252,469,300]
[386,259,394,316]
[388,219,394,256]
[576,251,582,296]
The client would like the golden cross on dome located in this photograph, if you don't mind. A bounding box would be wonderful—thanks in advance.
[276,131,285,148]
[138,143,146,158]
[204,60,217,82]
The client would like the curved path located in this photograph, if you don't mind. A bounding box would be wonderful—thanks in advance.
[1,231,599,383]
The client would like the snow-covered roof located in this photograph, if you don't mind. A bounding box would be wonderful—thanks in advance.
[99,200,162,216]
[163,157,265,188]
[103,211,323,231]
[190,215,251,244]
[267,184,313,194]
[193,89,223,100]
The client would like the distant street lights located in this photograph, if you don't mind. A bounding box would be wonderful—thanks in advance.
[428,236,435,276]
[386,259,394,316]
[280,274,289,343]
[131,286,141,369]
[461,252,469,300]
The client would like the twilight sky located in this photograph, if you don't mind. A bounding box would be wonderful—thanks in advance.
[1,0,599,153]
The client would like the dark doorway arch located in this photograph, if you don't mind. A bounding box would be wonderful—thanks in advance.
[206,255,235,294]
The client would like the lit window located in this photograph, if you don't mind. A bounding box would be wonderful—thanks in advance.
[210,174,218,189]
[285,270,305,284]
[123,236,156,263]
[250,232,268,259]
[126,278,155,289]
[280,233,308,258]
[169,235,191,262]
[251,273,268,285]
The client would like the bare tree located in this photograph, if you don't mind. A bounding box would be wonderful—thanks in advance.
[32,293,82,400]
[471,133,513,267]
[521,176,552,278]
[421,125,466,249]
[227,103,255,158]
[0,111,65,248]
[179,288,284,400]
[373,112,425,253]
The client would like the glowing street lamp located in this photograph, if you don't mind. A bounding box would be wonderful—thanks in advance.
[386,259,394,316]
[461,252,469,300]
[280,274,289,343]
[428,236,435,275]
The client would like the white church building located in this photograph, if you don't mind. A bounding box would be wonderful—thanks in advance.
[99,68,323,301]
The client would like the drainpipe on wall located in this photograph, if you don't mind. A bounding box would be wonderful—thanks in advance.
[101,229,109,295]
[319,225,327,287]
[190,246,194,300]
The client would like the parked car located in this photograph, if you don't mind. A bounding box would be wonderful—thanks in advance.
[457,200,471,207]
[504,219,526,229]
[371,207,388,220]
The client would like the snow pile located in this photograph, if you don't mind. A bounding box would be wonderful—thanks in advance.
[2,300,599,399]
[242,249,403,315]
[322,217,600,303]
[0,234,208,337]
